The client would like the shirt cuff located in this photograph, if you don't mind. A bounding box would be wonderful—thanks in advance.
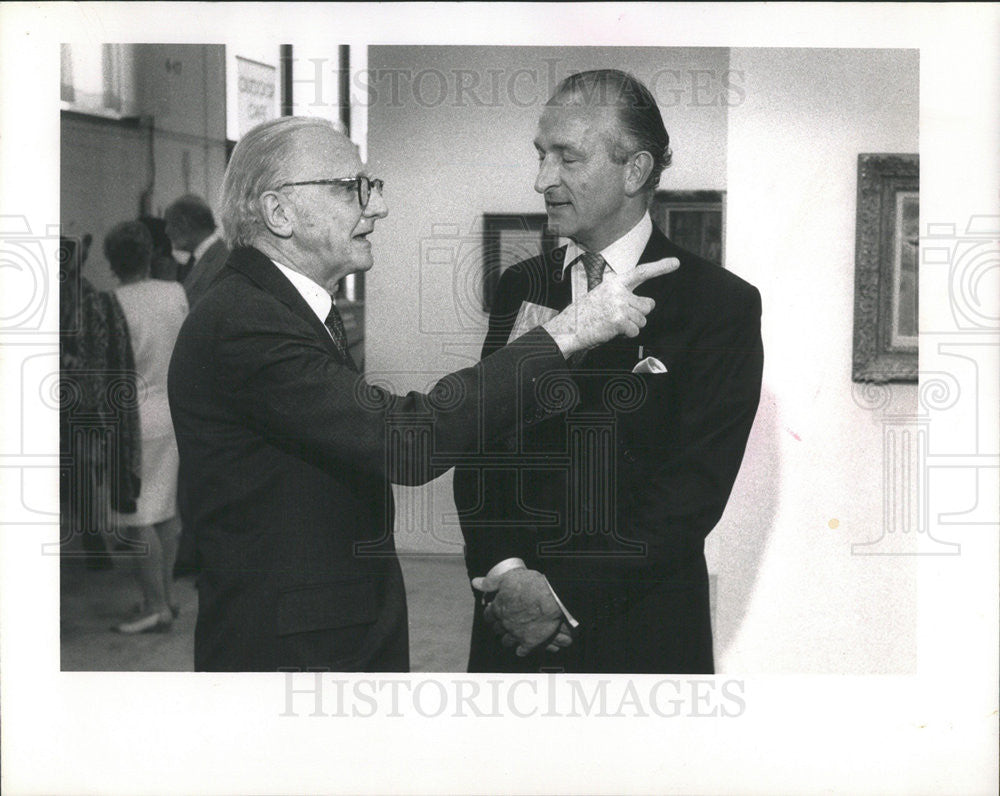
[543,576,580,628]
[485,557,526,581]
[474,559,579,628]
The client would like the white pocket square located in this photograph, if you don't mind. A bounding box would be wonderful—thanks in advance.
[632,356,668,374]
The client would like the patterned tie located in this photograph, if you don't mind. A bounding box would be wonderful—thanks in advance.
[568,251,607,368]
[323,299,349,360]
[581,250,607,291]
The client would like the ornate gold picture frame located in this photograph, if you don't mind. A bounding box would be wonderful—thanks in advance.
[852,153,919,382]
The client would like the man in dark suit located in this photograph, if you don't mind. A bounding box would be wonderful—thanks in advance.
[164,194,231,309]
[167,115,671,672]
[453,70,764,673]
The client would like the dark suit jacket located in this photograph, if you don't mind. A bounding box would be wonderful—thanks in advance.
[183,237,230,309]
[453,225,763,673]
[168,246,568,671]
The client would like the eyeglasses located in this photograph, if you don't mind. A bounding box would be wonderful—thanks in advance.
[274,175,384,208]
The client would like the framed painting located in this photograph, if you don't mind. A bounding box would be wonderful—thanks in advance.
[481,213,556,312]
[650,190,725,266]
[852,153,919,382]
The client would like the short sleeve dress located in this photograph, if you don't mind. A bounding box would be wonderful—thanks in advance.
[111,279,189,525]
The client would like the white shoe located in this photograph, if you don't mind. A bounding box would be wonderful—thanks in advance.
[114,611,172,634]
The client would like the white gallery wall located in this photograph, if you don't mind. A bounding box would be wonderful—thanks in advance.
[367,46,920,674]
[718,48,919,673]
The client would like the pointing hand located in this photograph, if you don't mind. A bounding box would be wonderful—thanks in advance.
[542,257,680,356]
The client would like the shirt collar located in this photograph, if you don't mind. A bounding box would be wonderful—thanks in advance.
[561,212,653,276]
[192,230,222,262]
[270,259,333,324]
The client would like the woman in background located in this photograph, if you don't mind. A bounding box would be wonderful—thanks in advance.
[104,221,189,634]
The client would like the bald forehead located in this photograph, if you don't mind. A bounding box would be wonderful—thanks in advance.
[285,125,362,179]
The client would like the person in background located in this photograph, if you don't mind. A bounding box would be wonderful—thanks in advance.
[57,232,139,569]
[163,194,230,308]
[139,215,180,282]
[104,221,189,634]
[59,232,141,568]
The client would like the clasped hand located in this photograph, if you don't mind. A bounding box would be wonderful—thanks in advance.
[473,568,573,657]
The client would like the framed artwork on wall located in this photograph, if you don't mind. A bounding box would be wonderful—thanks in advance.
[852,153,919,383]
[482,195,727,313]
[650,190,725,266]
[481,213,557,312]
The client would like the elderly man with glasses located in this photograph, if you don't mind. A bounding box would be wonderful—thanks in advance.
[167,116,676,672]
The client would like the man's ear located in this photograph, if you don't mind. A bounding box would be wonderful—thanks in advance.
[624,151,654,196]
[259,190,295,239]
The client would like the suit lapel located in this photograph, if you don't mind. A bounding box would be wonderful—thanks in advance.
[544,245,574,311]
[226,247,356,369]
[633,225,679,296]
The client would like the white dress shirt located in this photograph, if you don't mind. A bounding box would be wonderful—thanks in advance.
[271,259,336,340]
[562,211,653,301]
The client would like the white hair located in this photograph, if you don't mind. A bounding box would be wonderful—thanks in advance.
[219,116,341,248]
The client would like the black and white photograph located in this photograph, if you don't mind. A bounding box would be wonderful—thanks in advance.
[1,3,997,795]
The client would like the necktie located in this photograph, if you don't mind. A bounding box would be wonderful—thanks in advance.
[581,250,606,291]
[323,299,349,360]
[568,251,607,368]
